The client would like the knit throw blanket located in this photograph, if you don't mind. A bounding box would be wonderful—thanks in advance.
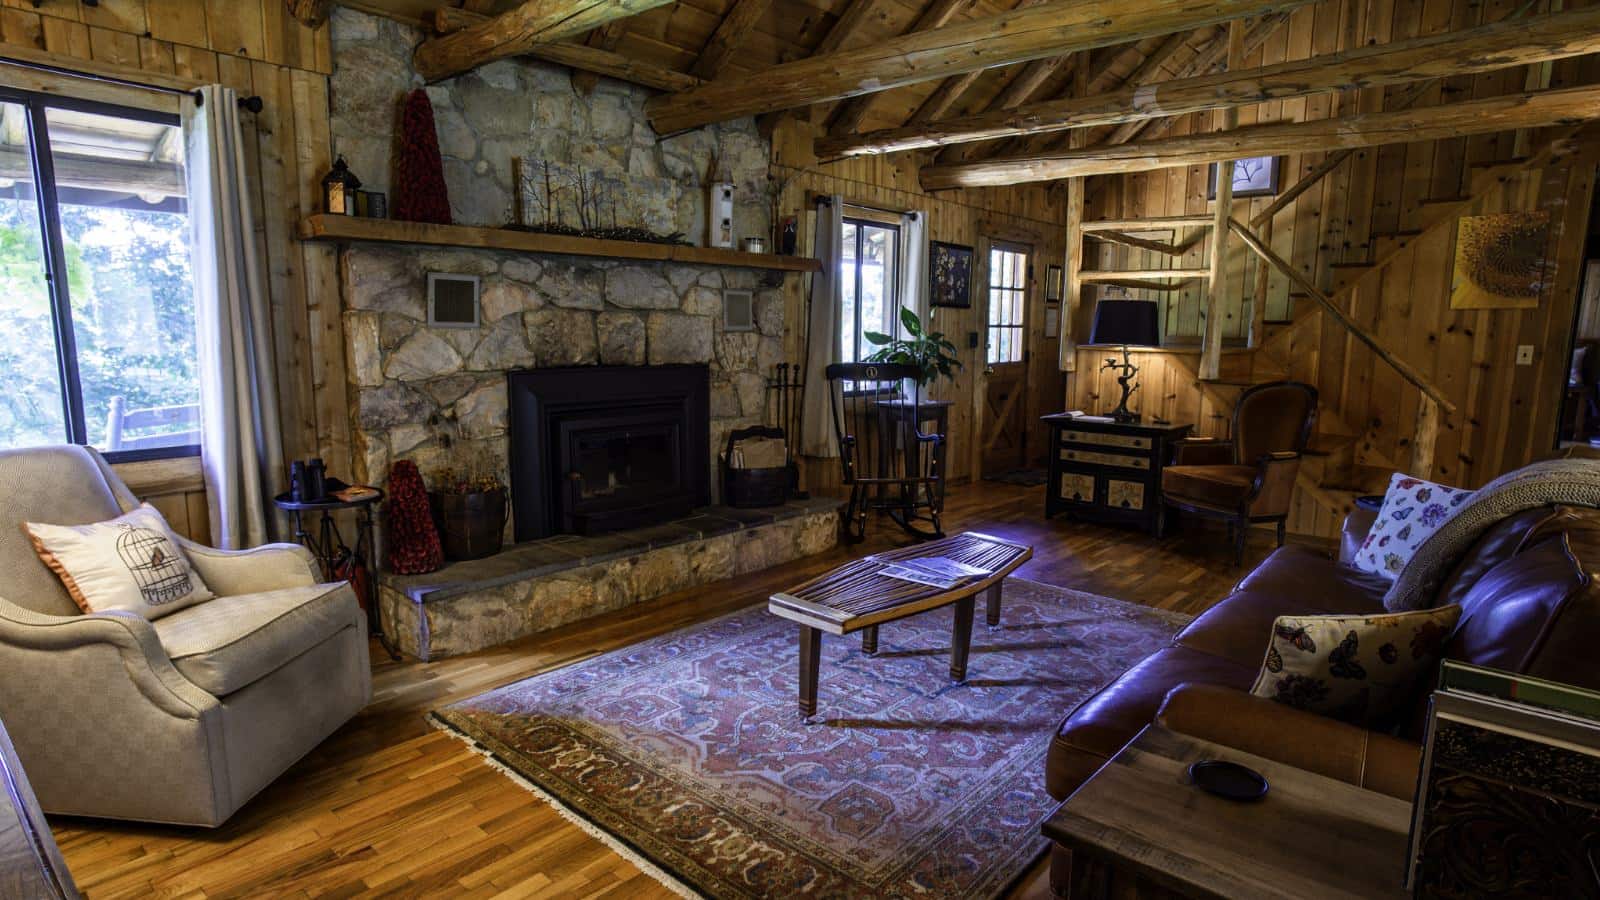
[1384,458,1600,611]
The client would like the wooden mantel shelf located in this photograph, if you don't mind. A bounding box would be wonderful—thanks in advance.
[298,214,821,274]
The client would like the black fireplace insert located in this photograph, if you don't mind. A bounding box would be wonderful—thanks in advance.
[507,365,710,541]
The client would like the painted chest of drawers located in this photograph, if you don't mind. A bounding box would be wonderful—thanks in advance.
[1041,414,1193,536]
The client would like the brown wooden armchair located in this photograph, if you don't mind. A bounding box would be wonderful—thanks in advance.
[1160,381,1318,565]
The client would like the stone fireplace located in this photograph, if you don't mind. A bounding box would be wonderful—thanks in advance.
[508,364,710,540]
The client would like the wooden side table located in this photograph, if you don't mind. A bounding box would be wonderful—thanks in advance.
[1041,414,1192,536]
[273,490,400,661]
[1044,725,1411,900]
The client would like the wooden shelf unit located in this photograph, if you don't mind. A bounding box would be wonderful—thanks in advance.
[298,214,821,274]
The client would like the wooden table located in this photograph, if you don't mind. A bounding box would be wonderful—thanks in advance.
[767,532,1032,717]
[1044,725,1412,900]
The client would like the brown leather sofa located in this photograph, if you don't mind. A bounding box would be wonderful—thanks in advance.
[1045,500,1600,893]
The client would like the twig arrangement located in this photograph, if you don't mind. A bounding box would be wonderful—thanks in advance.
[507,155,688,245]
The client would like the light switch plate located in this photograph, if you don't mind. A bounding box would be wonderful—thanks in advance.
[1516,345,1534,365]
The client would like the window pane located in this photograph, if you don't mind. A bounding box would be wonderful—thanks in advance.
[860,224,893,359]
[840,222,858,361]
[0,102,69,450]
[45,106,198,452]
[1011,252,1025,289]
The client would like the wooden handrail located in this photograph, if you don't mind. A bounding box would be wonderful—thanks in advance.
[1227,218,1457,415]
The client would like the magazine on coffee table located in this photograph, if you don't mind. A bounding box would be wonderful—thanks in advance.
[874,556,992,589]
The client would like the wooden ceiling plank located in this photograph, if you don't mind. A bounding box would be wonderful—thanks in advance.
[572,20,629,93]
[432,6,700,91]
[415,0,676,82]
[822,4,1600,158]
[644,0,1320,133]
[689,0,772,80]
[918,83,1600,189]
[824,0,974,134]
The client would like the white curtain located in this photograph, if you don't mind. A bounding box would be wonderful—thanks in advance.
[897,210,929,398]
[184,85,285,549]
[898,211,928,336]
[800,195,844,458]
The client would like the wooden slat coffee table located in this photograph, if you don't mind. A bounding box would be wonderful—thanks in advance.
[768,531,1032,716]
[1046,725,1412,900]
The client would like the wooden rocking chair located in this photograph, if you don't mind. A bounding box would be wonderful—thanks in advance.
[825,362,946,542]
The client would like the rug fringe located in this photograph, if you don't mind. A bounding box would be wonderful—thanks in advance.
[428,714,703,899]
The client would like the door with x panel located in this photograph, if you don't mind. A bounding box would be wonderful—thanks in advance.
[982,241,1031,477]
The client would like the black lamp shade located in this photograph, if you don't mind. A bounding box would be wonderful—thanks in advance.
[1089,299,1160,347]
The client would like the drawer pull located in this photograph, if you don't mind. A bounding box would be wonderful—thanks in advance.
[1063,430,1152,450]
[1061,449,1150,470]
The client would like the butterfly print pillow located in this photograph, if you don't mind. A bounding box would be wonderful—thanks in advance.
[1250,605,1462,727]
[1352,473,1474,581]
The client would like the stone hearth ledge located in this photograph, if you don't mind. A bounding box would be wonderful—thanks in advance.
[379,497,843,660]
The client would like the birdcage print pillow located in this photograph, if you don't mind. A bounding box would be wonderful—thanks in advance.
[25,503,213,619]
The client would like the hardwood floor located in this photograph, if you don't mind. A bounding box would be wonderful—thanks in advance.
[49,482,1329,899]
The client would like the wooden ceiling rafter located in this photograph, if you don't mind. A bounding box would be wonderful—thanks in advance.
[900,0,1048,130]
[414,0,676,82]
[431,6,701,92]
[643,0,1321,134]
[571,20,629,93]
[688,0,773,81]
[823,0,975,135]
[917,82,1600,189]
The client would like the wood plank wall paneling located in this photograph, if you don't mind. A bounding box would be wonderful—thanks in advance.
[0,1,339,539]
[770,115,1066,496]
[1073,0,1600,539]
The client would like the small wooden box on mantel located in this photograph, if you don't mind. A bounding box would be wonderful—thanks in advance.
[1041,413,1192,536]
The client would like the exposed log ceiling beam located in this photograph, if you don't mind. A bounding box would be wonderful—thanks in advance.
[571,21,629,93]
[824,0,974,136]
[644,0,1320,134]
[432,7,700,92]
[416,0,675,82]
[831,5,1600,160]
[689,0,772,81]
[814,0,895,57]
[918,83,1600,189]
[939,29,1194,164]
[900,0,1048,132]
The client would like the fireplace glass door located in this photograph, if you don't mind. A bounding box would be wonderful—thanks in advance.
[557,412,687,533]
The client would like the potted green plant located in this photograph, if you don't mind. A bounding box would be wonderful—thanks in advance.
[863,307,963,387]
[428,468,508,561]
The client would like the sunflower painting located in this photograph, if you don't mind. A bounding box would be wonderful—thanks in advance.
[1450,211,1551,310]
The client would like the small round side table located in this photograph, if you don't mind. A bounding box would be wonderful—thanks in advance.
[273,489,401,660]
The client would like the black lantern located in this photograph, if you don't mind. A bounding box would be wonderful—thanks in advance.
[322,156,362,216]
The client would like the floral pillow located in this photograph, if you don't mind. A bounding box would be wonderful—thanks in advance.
[1249,605,1461,727]
[1352,473,1474,580]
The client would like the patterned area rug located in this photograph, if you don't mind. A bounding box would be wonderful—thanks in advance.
[433,579,1189,898]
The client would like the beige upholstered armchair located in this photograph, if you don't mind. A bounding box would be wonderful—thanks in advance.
[0,446,371,827]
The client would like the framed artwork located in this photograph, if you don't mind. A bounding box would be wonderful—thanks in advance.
[929,240,975,308]
[1207,156,1283,199]
[1450,211,1551,310]
[1044,264,1064,303]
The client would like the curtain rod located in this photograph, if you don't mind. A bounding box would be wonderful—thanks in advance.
[811,193,914,219]
[0,56,262,111]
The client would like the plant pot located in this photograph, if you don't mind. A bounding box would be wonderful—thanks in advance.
[429,488,506,561]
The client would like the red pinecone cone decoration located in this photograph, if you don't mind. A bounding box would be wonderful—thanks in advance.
[386,460,443,574]
[394,88,452,225]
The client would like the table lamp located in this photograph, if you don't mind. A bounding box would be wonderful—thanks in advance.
[1089,299,1161,423]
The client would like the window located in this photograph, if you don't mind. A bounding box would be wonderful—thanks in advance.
[839,216,899,363]
[0,90,198,461]
[987,243,1028,364]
